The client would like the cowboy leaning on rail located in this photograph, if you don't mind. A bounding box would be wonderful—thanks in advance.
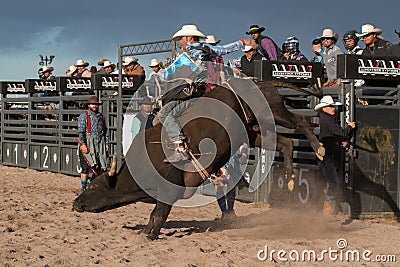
[77,96,109,191]
[158,24,257,163]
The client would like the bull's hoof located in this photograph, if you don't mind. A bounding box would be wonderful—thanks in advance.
[146,233,159,241]
[287,179,295,192]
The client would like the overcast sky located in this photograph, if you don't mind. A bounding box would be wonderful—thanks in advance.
[0,0,398,81]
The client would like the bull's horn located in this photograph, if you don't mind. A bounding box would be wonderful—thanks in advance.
[108,156,117,176]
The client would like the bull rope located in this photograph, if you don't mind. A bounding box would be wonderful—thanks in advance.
[223,80,251,123]
[187,150,210,181]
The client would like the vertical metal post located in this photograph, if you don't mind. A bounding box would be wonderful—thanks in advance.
[0,91,3,164]
[116,45,123,168]
[27,87,32,169]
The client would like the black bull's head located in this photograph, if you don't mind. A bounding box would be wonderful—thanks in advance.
[73,80,323,212]
[73,159,156,212]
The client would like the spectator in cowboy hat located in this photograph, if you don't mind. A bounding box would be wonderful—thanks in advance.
[148,59,162,74]
[122,57,145,76]
[233,45,264,77]
[144,59,164,99]
[203,35,221,45]
[98,60,116,75]
[317,28,344,88]
[315,95,356,215]
[97,58,110,67]
[66,65,78,77]
[357,24,393,56]
[39,66,55,80]
[74,59,92,77]
[246,24,279,60]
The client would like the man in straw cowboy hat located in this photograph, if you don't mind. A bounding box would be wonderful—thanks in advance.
[122,57,145,76]
[357,24,393,56]
[77,96,109,191]
[148,58,162,76]
[96,59,116,75]
[315,95,356,215]
[74,59,92,77]
[157,25,257,163]
[317,28,344,88]
[39,65,56,80]
[245,24,280,60]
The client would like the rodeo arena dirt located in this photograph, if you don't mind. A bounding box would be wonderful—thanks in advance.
[1,32,400,266]
[1,166,399,266]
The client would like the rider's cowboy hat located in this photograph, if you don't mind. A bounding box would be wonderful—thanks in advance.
[356,24,383,37]
[75,59,90,67]
[172,25,206,41]
[122,57,138,66]
[148,59,160,68]
[203,35,221,45]
[317,29,339,41]
[102,60,116,69]
[41,66,54,72]
[246,25,265,35]
[314,95,342,111]
[84,96,102,106]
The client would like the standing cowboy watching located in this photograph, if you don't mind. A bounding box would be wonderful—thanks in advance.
[77,96,109,191]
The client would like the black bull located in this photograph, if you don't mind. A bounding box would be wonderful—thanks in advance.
[73,80,324,240]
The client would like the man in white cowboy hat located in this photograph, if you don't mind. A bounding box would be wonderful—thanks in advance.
[66,65,78,77]
[148,59,162,74]
[315,95,356,215]
[317,29,344,88]
[356,24,393,56]
[203,35,221,45]
[100,60,116,75]
[246,24,279,60]
[74,59,92,77]
[122,57,145,76]
[232,45,264,77]
[39,65,55,80]
[77,95,109,191]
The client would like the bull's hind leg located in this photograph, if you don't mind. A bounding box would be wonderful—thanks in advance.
[142,201,172,240]
[293,113,324,159]
[275,112,324,160]
[276,134,295,191]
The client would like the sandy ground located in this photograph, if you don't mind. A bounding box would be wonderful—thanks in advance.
[1,165,399,267]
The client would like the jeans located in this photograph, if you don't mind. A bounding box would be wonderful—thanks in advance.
[216,184,236,212]
[157,99,196,142]
[318,160,340,202]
